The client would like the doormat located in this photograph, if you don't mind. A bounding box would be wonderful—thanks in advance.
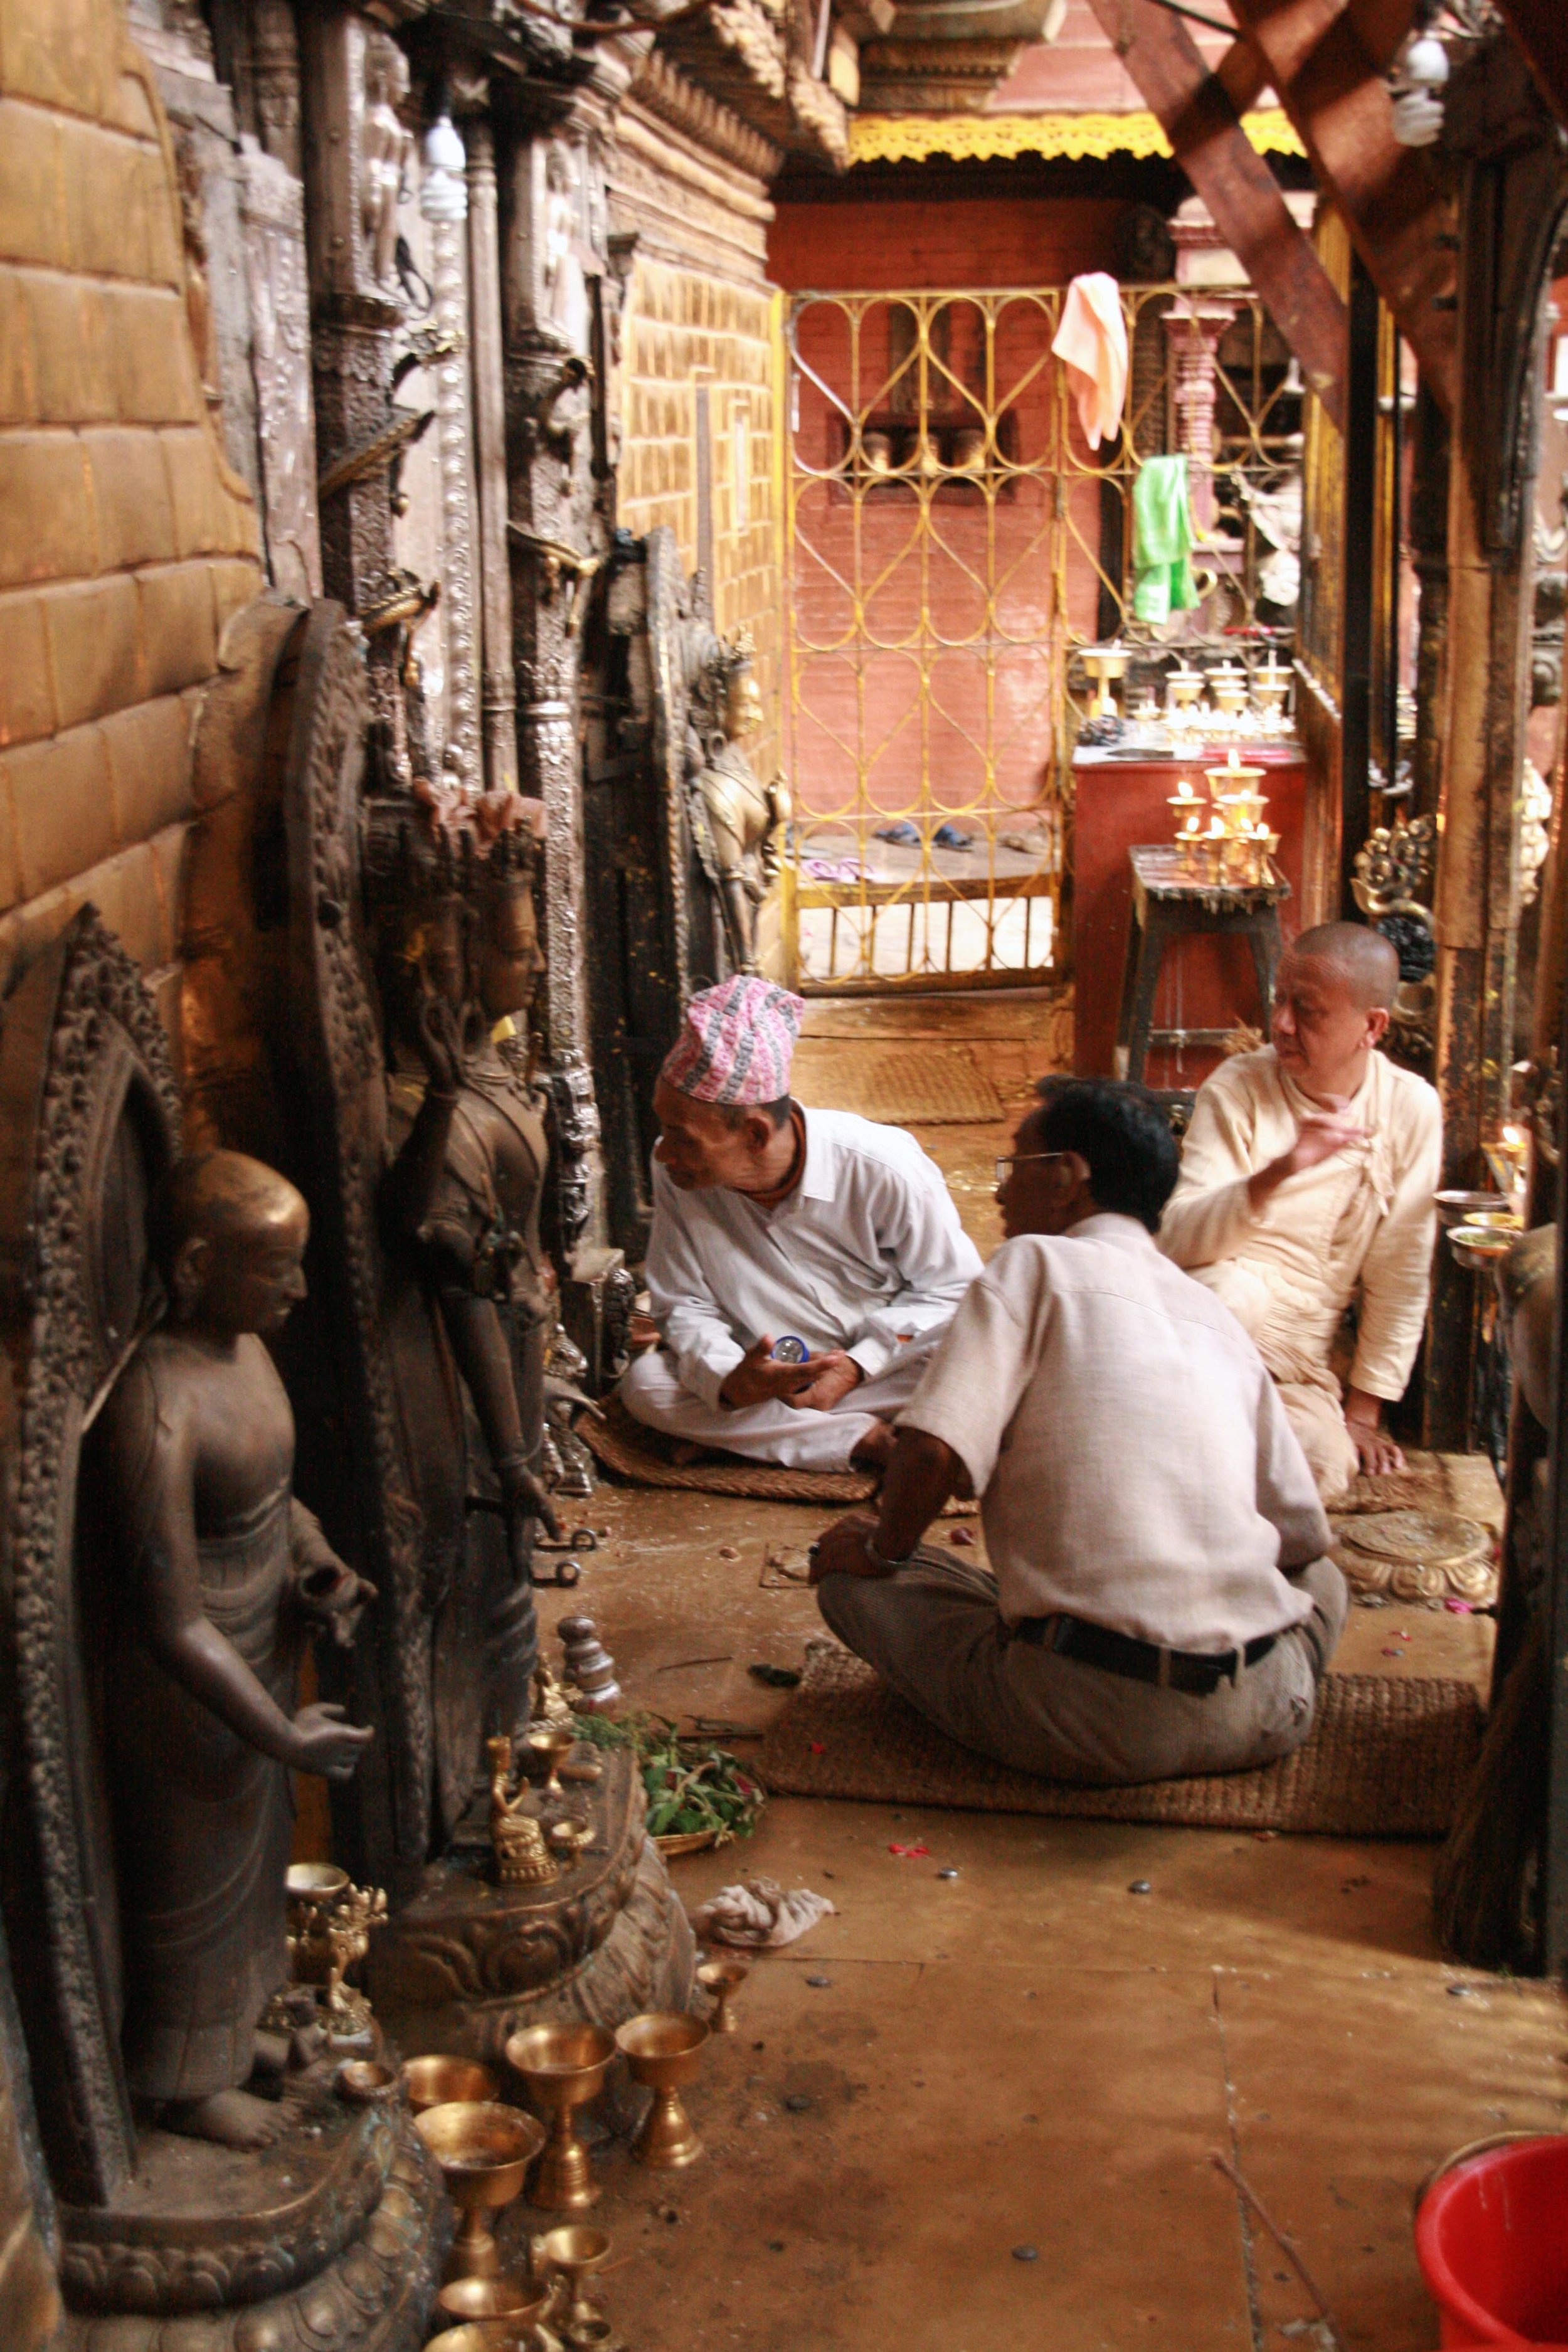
[756,1643,1483,1836]
[580,1396,977,1510]
[792,1042,1007,1125]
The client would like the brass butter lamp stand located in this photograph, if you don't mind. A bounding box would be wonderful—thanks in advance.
[615,2013,709,2168]
[413,2099,546,2279]
[506,2023,616,2210]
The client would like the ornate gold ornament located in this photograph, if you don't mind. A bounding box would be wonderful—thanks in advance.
[846,108,1305,167]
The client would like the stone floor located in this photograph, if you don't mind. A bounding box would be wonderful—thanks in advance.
[507,987,1560,2352]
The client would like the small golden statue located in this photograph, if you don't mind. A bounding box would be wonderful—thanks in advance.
[488,1736,558,1887]
[683,628,790,976]
[285,1864,388,2038]
[532,1656,575,1729]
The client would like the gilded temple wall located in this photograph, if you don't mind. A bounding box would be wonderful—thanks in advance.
[609,84,784,785]
[0,0,263,1050]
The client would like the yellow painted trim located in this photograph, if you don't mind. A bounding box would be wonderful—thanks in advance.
[846,107,1305,166]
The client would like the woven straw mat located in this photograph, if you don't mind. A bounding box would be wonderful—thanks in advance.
[582,1394,978,1510]
[756,1644,1482,1836]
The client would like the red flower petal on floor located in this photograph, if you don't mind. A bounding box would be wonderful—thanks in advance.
[810,1741,826,1755]
[887,1842,930,1857]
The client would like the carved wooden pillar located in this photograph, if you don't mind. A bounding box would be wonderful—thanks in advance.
[502,122,607,1253]
[421,114,482,790]
[240,141,322,601]
[1162,295,1239,536]
[299,8,410,775]
[467,115,520,801]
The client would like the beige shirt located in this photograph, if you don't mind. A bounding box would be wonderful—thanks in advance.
[1157,1047,1441,1402]
[903,1215,1327,1651]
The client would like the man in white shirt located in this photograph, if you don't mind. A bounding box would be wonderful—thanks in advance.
[810,1078,1345,1785]
[1158,923,1441,1499]
[621,975,983,1474]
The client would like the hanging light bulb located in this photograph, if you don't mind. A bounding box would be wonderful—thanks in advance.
[420,112,468,223]
[1389,29,1448,149]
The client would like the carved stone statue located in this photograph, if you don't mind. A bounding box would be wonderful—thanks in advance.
[94,1152,375,2149]
[682,626,789,975]
[374,818,561,1828]
[541,141,590,354]
[361,31,411,292]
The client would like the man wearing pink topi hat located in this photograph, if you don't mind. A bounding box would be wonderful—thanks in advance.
[620,976,982,1473]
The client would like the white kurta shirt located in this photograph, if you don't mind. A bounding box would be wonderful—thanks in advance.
[904,1214,1328,1651]
[645,1107,983,1411]
[1157,1046,1441,1402]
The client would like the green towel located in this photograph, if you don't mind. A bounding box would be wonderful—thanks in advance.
[1132,455,1198,623]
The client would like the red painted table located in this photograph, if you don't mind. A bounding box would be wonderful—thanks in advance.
[1071,747,1308,1087]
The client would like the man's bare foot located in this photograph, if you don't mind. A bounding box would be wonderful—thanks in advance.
[849,1418,896,1473]
[161,2088,289,2151]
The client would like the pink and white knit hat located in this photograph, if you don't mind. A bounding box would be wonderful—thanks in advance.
[659,977,805,1106]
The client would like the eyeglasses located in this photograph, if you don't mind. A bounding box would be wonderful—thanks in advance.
[995,1151,1067,1185]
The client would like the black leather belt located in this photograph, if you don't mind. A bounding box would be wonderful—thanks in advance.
[1015,1613,1278,1696]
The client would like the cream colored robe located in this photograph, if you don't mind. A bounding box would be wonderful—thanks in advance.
[1157,1047,1442,1498]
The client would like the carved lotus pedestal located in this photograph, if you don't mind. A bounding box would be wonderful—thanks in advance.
[58,2075,448,2351]
[368,1752,695,2063]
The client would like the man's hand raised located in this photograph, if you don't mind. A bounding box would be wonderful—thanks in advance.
[1249,1100,1364,1209]
[719,1335,818,1411]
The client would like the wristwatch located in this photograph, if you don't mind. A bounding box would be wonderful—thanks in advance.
[862,1532,915,1573]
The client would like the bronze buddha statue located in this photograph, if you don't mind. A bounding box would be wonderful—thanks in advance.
[93,1151,374,2151]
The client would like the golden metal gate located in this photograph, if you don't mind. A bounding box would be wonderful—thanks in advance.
[780,284,1301,992]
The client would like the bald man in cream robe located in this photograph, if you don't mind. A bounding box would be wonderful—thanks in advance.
[1158,924,1441,1500]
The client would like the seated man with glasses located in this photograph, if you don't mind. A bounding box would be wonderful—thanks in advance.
[808,1077,1347,1786]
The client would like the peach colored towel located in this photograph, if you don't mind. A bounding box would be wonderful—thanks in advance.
[1051,272,1128,450]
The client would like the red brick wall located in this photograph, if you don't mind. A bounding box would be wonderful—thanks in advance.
[773,198,1125,829]
[768,196,1124,293]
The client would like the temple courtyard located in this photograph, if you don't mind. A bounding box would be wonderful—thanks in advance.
[512,999,1561,2352]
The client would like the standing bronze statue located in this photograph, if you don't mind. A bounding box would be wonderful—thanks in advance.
[94,1152,375,2150]
[374,818,563,1840]
[682,626,790,977]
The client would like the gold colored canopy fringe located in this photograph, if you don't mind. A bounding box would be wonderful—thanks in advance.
[848,109,1306,167]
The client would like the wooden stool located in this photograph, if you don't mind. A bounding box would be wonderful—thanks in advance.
[1114,844,1290,1085]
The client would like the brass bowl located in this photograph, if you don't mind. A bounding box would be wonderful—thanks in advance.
[401,2054,500,2114]
[696,1955,750,2034]
[506,2023,615,2212]
[286,1860,350,1902]
[525,1721,576,1798]
[415,2100,546,2280]
[436,2271,550,2329]
[337,2058,399,2105]
[538,2223,613,2333]
[615,2013,709,2169]
[437,2326,543,2351]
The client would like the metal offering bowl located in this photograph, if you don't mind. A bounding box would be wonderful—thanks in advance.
[286,1861,350,1902]
[437,2326,544,2352]
[525,1720,576,1798]
[436,2271,550,2331]
[696,1955,750,2034]
[539,2224,612,2332]
[402,2054,501,2114]
[506,2024,616,2211]
[415,2100,546,2279]
[336,2058,398,2105]
[615,2013,708,2168]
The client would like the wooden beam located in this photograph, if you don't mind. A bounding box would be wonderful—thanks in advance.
[1214,36,1269,117]
[1493,0,1568,135]
[1087,0,1348,429]
[1226,0,1458,415]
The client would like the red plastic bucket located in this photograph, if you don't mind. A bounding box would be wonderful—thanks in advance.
[1416,2136,1568,2346]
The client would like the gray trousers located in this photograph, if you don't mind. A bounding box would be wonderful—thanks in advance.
[816,1551,1348,1785]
